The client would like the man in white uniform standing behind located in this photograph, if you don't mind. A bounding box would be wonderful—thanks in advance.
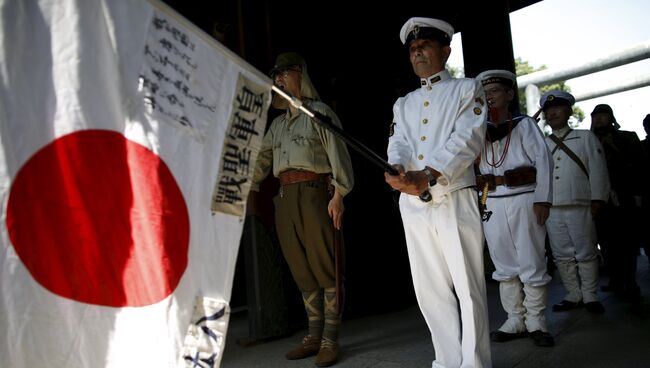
[385,17,491,368]
[542,91,610,314]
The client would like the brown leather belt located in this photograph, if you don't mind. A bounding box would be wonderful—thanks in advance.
[493,176,506,186]
[278,170,329,186]
[476,166,536,191]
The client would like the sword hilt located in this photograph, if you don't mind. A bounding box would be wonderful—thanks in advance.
[385,166,432,202]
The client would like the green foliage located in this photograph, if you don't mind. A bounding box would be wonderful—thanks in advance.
[445,58,584,127]
[516,57,585,124]
[447,64,462,78]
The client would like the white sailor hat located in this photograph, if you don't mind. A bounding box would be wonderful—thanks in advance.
[540,90,575,109]
[476,69,516,88]
[400,17,454,45]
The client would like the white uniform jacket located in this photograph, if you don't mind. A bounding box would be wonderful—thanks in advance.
[479,116,553,204]
[545,127,610,206]
[387,70,486,197]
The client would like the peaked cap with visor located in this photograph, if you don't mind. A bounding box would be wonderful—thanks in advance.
[400,17,454,46]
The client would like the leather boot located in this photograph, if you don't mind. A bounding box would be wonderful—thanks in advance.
[315,338,339,367]
[286,289,324,360]
[529,330,554,347]
[285,335,322,360]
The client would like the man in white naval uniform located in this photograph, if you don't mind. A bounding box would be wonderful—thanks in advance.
[385,17,491,368]
[475,70,554,347]
[541,91,610,314]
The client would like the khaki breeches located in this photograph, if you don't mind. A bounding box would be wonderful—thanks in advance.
[273,181,339,291]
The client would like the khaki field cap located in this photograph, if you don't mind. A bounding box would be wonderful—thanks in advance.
[269,51,320,104]
[269,52,304,76]
[400,17,454,45]
[476,69,516,88]
[540,90,575,110]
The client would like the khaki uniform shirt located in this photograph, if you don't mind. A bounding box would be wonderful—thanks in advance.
[252,99,354,196]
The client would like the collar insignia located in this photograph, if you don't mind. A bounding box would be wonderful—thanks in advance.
[421,75,442,87]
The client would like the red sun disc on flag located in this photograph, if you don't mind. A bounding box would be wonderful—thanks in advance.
[6,130,190,307]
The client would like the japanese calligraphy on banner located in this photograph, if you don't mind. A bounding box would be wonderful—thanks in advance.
[181,297,230,367]
[212,75,268,215]
[140,11,215,142]
[0,0,271,367]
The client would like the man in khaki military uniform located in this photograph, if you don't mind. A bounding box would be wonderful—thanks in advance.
[249,52,353,367]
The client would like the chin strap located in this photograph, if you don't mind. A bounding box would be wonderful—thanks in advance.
[488,106,500,123]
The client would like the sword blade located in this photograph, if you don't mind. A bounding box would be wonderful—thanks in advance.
[271,86,432,202]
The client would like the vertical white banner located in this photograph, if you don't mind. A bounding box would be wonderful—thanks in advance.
[0,0,271,367]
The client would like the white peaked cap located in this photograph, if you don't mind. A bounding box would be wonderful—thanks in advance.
[476,69,516,87]
[400,17,454,44]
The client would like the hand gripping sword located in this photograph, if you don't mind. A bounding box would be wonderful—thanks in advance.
[271,85,432,203]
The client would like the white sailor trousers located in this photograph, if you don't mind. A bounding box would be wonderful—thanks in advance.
[484,192,551,286]
[400,188,492,368]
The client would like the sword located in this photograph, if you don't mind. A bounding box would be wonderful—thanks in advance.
[271,85,432,203]
[327,189,345,316]
[333,226,344,315]
[532,106,543,122]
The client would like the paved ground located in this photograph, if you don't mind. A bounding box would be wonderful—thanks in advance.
[221,254,650,368]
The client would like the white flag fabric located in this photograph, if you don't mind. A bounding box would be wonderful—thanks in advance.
[0,0,271,367]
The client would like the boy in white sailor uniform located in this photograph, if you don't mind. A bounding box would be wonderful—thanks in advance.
[385,16,491,368]
[541,91,610,314]
[475,69,554,347]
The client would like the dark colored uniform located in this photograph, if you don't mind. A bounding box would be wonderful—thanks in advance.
[593,127,648,301]
[640,137,650,265]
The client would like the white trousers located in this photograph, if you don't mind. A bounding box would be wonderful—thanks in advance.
[484,192,551,286]
[546,205,598,262]
[400,188,492,368]
[546,205,601,302]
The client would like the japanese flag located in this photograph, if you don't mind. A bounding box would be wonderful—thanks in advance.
[0,0,271,367]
